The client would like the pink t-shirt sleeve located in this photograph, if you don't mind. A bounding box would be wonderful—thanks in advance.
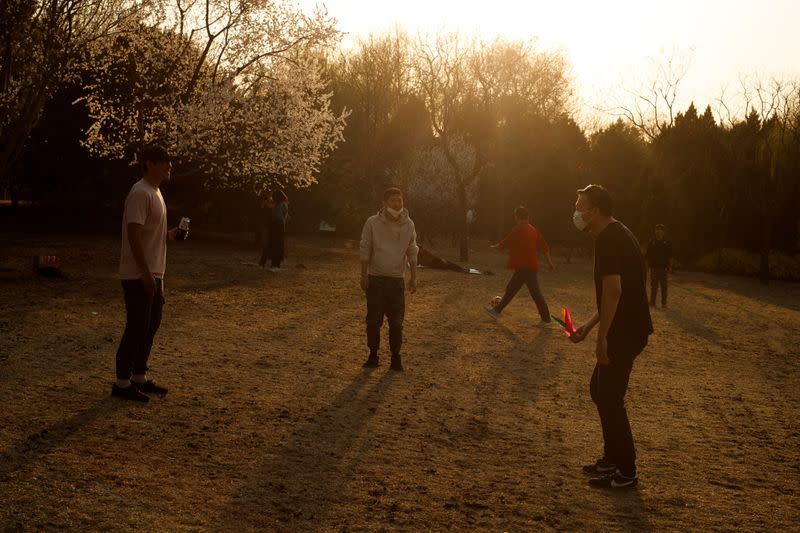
[125,189,150,225]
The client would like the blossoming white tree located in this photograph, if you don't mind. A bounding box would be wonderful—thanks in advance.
[0,0,145,198]
[79,0,346,192]
[401,135,477,245]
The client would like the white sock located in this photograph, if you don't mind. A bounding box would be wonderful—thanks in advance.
[132,374,147,384]
[116,379,131,388]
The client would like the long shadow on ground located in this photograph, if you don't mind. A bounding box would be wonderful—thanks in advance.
[0,398,122,482]
[604,486,654,532]
[210,370,396,530]
[673,272,800,313]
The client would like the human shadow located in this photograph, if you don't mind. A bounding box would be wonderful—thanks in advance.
[0,397,122,482]
[211,369,396,530]
[486,325,561,405]
[661,306,722,345]
[599,486,653,532]
[493,319,523,342]
[674,272,800,313]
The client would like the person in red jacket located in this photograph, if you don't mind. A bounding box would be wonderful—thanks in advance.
[485,206,554,326]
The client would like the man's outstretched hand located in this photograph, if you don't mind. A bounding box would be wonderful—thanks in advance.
[569,324,589,343]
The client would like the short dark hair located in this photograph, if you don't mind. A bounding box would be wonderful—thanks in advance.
[576,184,613,216]
[140,143,173,164]
[383,187,403,201]
[655,223,666,231]
[514,206,529,220]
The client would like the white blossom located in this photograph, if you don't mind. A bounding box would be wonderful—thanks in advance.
[78,0,345,191]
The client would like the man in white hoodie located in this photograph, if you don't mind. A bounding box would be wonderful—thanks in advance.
[360,187,419,371]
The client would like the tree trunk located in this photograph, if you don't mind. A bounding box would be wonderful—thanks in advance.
[454,177,469,262]
[0,84,50,189]
[496,193,506,244]
[10,185,19,209]
[759,213,772,286]
[716,207,729,272]
[796,219,800,251]
[459,218,469,262]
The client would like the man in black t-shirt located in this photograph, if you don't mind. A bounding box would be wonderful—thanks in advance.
[569,184,653,489]
[645,224,672,307]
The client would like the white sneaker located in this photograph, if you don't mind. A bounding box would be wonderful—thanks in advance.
[535,320,552,328]
[269,267,281,272]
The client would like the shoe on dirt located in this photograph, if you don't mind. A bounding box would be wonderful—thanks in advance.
[484,306,499,320]
[111,383,149,403]
[132,379,168,396]
[588,470,638,489]
[582,458,617,475]
[390,355,403,371]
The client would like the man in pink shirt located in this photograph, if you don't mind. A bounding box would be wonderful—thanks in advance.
[113,144,182,402]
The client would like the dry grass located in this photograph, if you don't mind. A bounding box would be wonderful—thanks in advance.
[1,233,799,532]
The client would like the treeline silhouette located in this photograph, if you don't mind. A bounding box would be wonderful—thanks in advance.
[4,32,799,283]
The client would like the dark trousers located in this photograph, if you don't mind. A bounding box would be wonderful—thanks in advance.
[589,339,646,476]
[365,276,405,356]
[650,267,668,305]
[495,268,550,321]
[115,278,164,380]
[269,219,285,267]
[258,224,271,267]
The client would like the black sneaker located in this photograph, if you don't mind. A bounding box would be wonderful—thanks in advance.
[390,355,403,372]
[582,458,617,475]
[132,380,168,396]
[363,355,379,368]
[588,470,638,489]
[112,383,150,403]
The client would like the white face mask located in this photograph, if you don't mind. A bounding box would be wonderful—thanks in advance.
[572,209,588,231]
[386,207,402,218]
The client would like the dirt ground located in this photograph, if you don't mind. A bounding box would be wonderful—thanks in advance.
[0,232,798,532]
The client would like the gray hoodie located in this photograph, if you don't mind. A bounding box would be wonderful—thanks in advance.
[360,208,419,278]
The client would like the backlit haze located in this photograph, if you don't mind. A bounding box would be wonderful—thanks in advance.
[299,0,800,123]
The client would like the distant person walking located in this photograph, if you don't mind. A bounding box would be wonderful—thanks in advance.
[113,144,182,402]
[258,193,275,268]
[484,206,554,327]
[360,187,419,371]
[268,189,289,272]
[645,224,672,307]
[568,184,653,489]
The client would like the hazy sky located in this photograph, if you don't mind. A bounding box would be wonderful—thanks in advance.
[298,0,800,120]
